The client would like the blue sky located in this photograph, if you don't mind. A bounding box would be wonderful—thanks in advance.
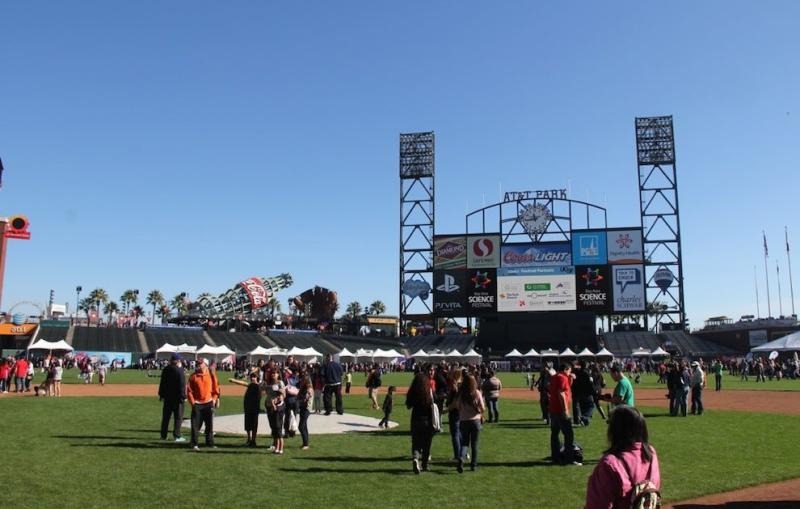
[1,1,798,326]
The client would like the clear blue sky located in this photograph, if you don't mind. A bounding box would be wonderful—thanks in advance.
[1,1,798,327]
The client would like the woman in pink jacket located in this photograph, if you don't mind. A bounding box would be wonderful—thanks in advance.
[585,405,660,509]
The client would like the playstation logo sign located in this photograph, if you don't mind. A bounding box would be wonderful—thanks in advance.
[436,274,460,293]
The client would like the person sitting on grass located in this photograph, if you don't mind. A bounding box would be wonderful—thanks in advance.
[584,405,661,509]
[378,385,395,428]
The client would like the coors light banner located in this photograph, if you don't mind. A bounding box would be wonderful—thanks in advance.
[434,235,467,269]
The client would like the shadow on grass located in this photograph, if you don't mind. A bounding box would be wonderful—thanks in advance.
[494,422,550,429]
[278,466,444,475]
[672,503,800,508]
[293,455,408,463]
[54,434,133,440]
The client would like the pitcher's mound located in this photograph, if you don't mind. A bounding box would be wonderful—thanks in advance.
[189,412,398,436]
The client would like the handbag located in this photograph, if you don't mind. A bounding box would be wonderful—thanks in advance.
[430,391,442,433]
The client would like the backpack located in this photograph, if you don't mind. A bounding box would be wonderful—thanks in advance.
[620,453,661,509]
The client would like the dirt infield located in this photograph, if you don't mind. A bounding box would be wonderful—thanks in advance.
[666,477,800,508]
[19,385,800,416]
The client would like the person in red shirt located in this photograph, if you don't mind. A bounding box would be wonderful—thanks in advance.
[14,358,29,393]
[548,363,579,465]
[0,358,10,393]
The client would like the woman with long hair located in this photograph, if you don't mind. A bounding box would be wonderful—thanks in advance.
[405,369,435,474]
[451,374,485,472]
[584,405,661,508]
[445,367,463,461]
[297,374,313,449]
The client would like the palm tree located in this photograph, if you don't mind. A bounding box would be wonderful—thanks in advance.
[170,293,188,316]
[267,297,282,318]
[88,288,108,321]
[146,290,165,325]
[131,305,144,321]
[78,298,94,323]
[345,301,362,320]
[156,304,171,324]
[120,289,138,314]
[104,301,119,325]
[368,300,386,315]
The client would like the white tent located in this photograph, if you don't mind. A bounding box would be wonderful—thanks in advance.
[559,347,577,357]
[522,348,540,357]
[505,349,523,358]
[176,343,197,357]
[265,346,288,359]
[155,343,178,358]
[338,347,355,359]
[29,339,74,353]
[445,349,463,359]
[595,347,614,359]
[576,348,595,357]
[752,331,800,352]
[355,348,374,361]
[650,346,669,357]
[373,348,403,363]
[410,349,429,359]
[426,349,446,361]
[248,346,271,359]
[461,349,482,362]
[539,348,559,357]
[286,346,306,357]
[301,347,323,358]
[632,347,651,357]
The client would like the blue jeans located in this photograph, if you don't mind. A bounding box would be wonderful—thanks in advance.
[448,410,461,460]
[459,419,481,467]
[679,387,689,416]
[549,412,574,463]
[15,376,25,392]
[691,386,704,414]
[487,398,499,422]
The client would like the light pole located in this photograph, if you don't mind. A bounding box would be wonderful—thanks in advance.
[75,285,82,325]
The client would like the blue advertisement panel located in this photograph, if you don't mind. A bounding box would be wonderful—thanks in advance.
[74,350,132,366]
[500,242,572,268]
[572,230,608,265]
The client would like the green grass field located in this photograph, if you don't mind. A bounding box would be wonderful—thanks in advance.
[38,368,800,392]
[3,388,800,508]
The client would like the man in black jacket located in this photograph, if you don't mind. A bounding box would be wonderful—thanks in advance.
[571,361,595,427]
[158,353,187,442]
[322,354,344,415]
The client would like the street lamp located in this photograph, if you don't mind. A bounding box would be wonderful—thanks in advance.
[75,286,82,325]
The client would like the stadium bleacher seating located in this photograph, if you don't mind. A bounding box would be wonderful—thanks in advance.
[268,331,340,355]
[143,327,209,352]
[37,325,69,342]
[206,331,272,353]
[601,330,739,358]
[658,331,738,357]
[71,327,143,352]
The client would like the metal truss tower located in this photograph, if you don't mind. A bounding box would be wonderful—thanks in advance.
[636,116,686,331]
[399,132,435,334]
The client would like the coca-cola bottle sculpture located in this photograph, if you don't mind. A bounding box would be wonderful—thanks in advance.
[191,273,293,318]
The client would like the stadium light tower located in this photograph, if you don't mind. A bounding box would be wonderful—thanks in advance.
[635,116,685,331]
[399,132,435,335]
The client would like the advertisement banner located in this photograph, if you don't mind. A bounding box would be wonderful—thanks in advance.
[0,323,37,336]
[465,268,497,314]
[748,330,768,347]
[238,277,271,309]
[74,350,132,366]
[433,270,467,316]
[402,279,431,300]
[501,242,572,268]
[572,230,608,265]
[467,235,501,269]
[575,265,612,313]
[612,264,646,312]
[607,229,644,264]
[497,274,576,312]
[498,266,574,277]
[434,235,467,269]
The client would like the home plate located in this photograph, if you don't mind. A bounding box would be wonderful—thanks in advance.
[184,413,398,436]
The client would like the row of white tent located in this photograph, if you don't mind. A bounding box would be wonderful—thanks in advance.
[503,346,669,359]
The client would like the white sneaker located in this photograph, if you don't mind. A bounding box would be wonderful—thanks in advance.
[192,446,200,451]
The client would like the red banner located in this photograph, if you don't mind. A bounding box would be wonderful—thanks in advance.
[239,277,270,309]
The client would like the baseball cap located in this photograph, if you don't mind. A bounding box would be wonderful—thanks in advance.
[170,353,182,362]
[691,361,699,367]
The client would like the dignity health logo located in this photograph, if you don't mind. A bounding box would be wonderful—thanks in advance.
[616,233,633,249]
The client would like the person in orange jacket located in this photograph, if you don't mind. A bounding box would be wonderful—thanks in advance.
[187,358,220,450]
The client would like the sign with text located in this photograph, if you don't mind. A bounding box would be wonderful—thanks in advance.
[575,265,612,313]
[501,242,572,268]
[434,235,467,269]
[612,264,646,312]
[497,273,576,312]
[467,234,501,269]
[433,270,467,316]
[239,277,270,309]
[498,266,574,277]
[465,268,497,314]
[572,230,608,265]
[607,229,644,265]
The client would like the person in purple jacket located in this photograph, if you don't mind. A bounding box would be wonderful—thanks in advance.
[584,405,660,509]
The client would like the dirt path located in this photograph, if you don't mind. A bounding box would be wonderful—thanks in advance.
[666,477,800,508]
[7,384,799,416]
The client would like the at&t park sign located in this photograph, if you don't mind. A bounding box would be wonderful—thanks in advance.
[503,189,567,202]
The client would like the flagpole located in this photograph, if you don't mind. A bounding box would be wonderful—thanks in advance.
[776,261,783,317]
[754,265,761,318]
[787,226,796,316]
[764,231,772,318]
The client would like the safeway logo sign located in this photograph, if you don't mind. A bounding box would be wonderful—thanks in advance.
[467,234,501,269]
[436,274,460,293]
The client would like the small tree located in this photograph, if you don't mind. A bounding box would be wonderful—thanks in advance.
[345,301,362,320]
[104,301,119,325]
[146,290,165,325]
[368,300,386,315]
